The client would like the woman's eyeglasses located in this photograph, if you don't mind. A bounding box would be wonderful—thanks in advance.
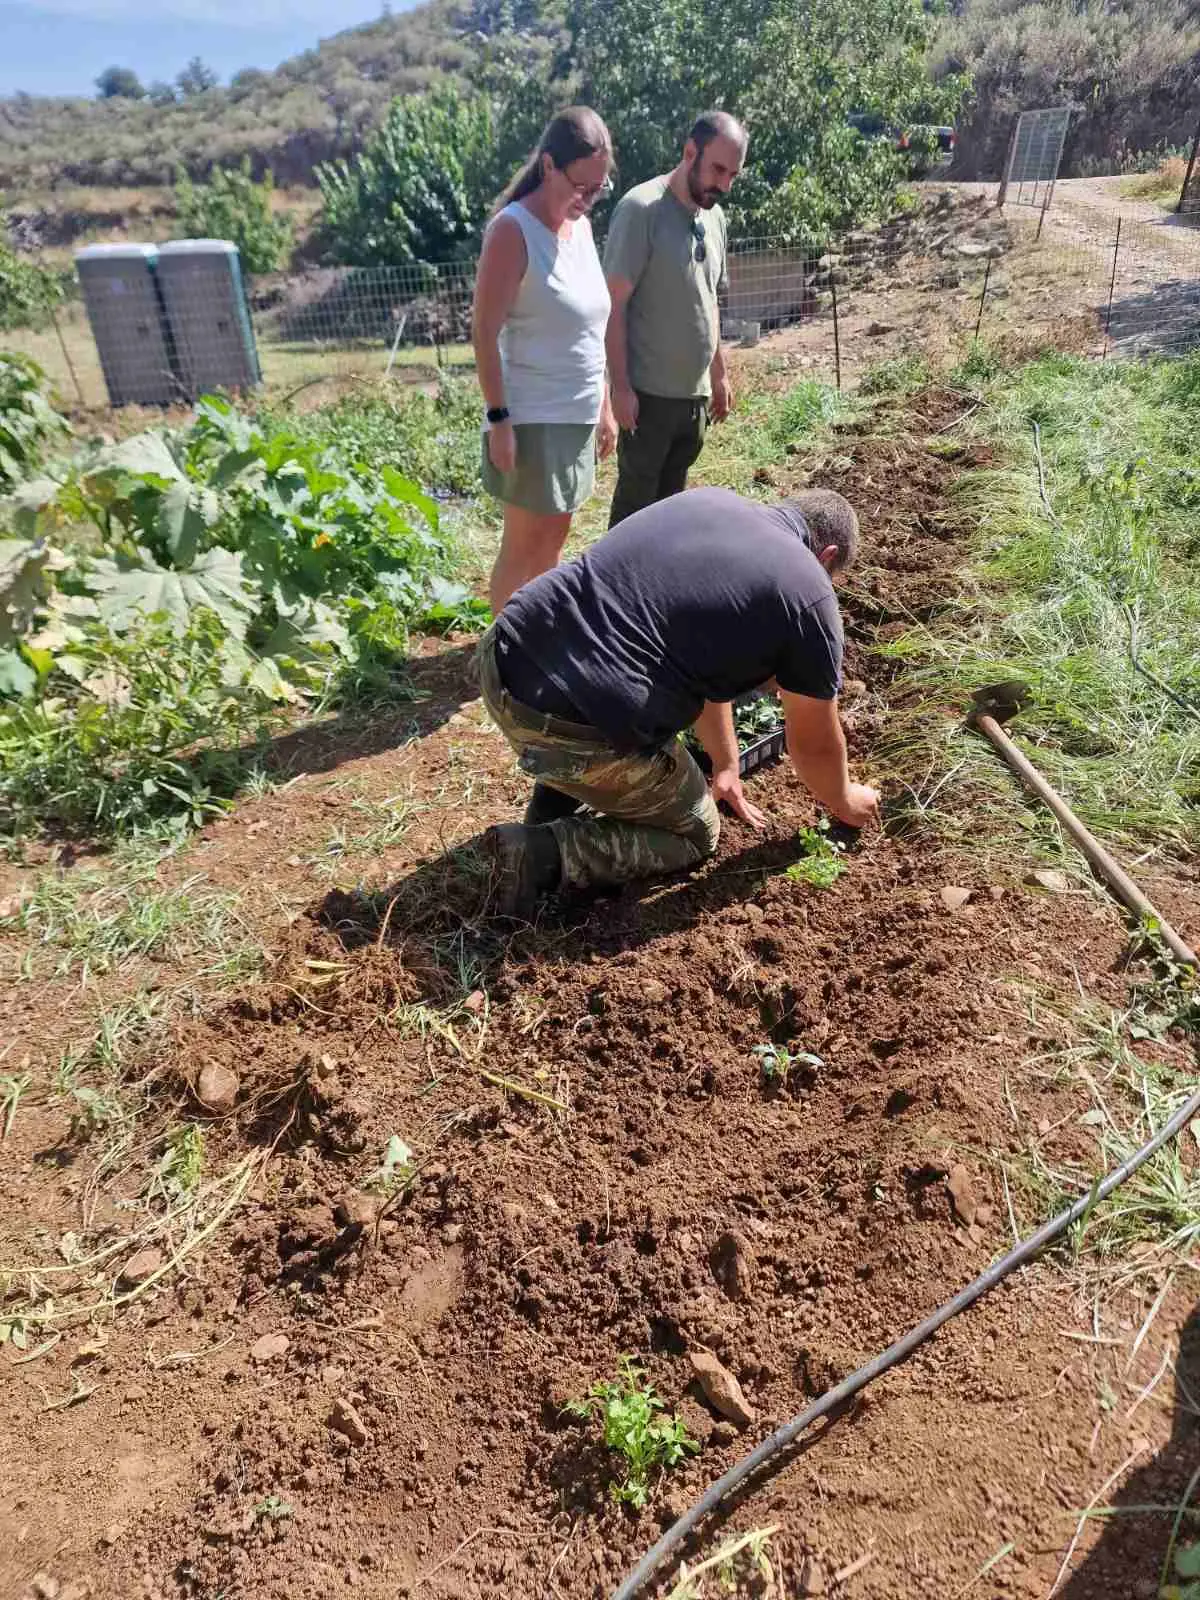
[691,219,707,264]
[566,173,614,204]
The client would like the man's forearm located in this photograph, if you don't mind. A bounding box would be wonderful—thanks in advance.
[606,304,632,393]
[710,339,727,384]
[788,726,855,816]
[693,700,739,772]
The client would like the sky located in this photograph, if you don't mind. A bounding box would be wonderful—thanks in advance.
[1,0,408,98]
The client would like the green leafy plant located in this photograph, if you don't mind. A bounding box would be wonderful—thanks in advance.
[175,159,294,275]
[733,694,783,746]
[562,1356,698,1507]
[0,355,70,491]
[785,821,846,888]
[751,1042,824,1089]
[364,1133,415,1197]
[252,1495,294,1523]
[860,353,931,397]
[316,86,498,268]
[150,1124,206,1201]
[0,239,67,334]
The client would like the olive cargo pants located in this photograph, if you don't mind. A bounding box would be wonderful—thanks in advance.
[477,629,720,890]
[608,392,708,528]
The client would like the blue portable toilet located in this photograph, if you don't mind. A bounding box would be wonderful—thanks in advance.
[74,243,177,407]
[155,240,262,399]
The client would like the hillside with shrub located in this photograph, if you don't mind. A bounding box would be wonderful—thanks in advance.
[0,0,560,193]
[935,0,1200,179]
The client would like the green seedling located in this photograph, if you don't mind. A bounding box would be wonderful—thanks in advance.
[562,1355,698,1508]
[751,1043,824,1089]
[253,1495,294,1523]
[1164,1538,1200,1599]
[732,695,782,744]
[68,1085,123,1141]
[785,821,845,888]
[150,1124,205,1201]
[363,1133,415,1197]
[669,1525,780,1599]
[1,1073,31,1140]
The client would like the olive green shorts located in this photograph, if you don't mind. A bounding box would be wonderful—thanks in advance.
[481,422,597,515]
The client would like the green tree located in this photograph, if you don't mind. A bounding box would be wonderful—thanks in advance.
[174,160,294,274]
[177,56,219,97]
[147,80,177,106]
[95,65,146,100]
[0,235,65,333]
[564,0,967,237]
[315,85,499,267]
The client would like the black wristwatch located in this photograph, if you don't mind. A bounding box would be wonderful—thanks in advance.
[486,406,511,424]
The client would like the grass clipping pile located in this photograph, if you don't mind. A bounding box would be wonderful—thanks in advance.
[6,387,1197,1600]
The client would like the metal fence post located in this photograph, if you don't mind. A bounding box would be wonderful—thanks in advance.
[1103,216,1122,359]
[49,303,85,407]
[974,257,993,341]
[997,122,1018,209]
[831,271,842,392]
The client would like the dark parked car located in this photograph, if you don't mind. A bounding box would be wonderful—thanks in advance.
[847,111,955,174]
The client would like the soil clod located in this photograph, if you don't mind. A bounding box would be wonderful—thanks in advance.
[709,1230,755,1302]
[196,1062,239,1115]
[328,1396,370,1447]
[689,1349,756,1428]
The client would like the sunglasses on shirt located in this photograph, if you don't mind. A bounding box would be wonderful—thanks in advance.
[691,219,707,264]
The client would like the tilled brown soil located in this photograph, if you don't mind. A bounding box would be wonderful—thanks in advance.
[4,394,1199,1600]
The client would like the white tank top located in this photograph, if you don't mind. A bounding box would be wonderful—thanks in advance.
[494,202,610,426]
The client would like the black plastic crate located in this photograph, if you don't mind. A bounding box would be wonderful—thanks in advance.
[738,725,787,775]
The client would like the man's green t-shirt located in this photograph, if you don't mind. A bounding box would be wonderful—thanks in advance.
[603,176,728,401]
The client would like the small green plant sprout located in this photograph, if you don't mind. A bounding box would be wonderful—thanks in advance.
[1164,1540,1200,1600]
[751,1043,824,1090]
[68,1085,123,1141]
[149,1124,205,1202]
[363,1133,415,1197]
[562,1355,698,1508]
[668,1524,781,1599]
[252,1494,294,1523]
[785,820,845,889]
[1,1072,31,1140]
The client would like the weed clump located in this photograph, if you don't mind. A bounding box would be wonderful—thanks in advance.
[563,1356,698,1508]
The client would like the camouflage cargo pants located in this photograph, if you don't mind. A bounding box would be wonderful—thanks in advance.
[477,627,720,890]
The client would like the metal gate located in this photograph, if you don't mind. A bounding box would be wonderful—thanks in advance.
[998,106,1073,231]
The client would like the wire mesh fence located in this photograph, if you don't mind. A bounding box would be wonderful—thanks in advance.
[998,106,1073,212]
[8,191,1200,411]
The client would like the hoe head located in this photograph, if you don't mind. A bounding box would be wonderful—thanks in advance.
[967,680,1032,728]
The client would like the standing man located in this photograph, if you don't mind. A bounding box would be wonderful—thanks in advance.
[604,111,749,527]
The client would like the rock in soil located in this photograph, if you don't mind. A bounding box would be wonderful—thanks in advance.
[939,885,972,911]
[328,1396,369,1447]
[1026,867,1069,893]
[117,1247,163,1289]
[250,1332,290,1364]
[799,1556,828,1595]
[196,1062,239,1115]
[709,1230,755,1302]
[947,1164,979,1227]
[688,1350,755,1428]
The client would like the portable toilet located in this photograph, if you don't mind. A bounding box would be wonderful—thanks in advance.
[74,243,177,407]
[155,240,261,399]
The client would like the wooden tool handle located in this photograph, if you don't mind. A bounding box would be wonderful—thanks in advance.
[978,713,1197,968]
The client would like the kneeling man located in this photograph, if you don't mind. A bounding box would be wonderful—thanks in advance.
[478,485,879,914]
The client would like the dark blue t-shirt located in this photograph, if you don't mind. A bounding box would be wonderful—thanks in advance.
[495,487,844,751]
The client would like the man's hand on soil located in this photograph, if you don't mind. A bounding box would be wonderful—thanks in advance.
[711,767,766,829]
[833,782,881,829]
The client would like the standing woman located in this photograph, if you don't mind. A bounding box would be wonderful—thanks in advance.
[473,107,617,612]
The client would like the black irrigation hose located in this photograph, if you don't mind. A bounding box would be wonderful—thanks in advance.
[614,1073,1200,1600]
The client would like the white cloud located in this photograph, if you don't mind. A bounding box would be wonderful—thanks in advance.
[17,0,357,25]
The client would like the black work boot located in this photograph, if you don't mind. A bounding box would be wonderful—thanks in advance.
[482,823,563,918]
[523,783,584,827]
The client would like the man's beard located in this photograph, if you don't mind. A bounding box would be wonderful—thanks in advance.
[687,157,722,209]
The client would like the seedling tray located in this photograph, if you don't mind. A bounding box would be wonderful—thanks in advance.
[691,721,787,777]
